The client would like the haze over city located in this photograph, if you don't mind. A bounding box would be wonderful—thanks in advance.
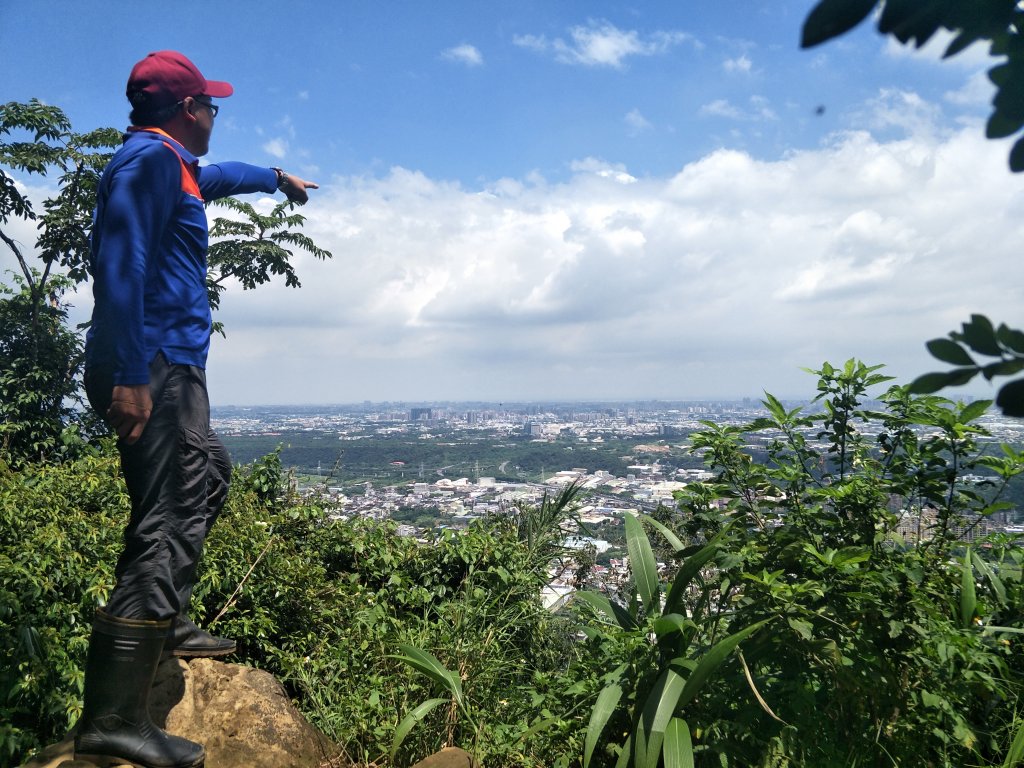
[2,1,1022,405]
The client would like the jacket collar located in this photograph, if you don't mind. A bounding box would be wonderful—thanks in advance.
[125,126,198,165]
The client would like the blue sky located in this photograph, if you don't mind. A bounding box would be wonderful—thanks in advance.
[2,1,1023,404]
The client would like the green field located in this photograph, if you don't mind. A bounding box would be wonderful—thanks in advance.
[219,430,704,488]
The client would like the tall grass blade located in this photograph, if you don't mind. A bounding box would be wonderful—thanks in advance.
[642,514,686,552]
[636,665,687,768]
[971,549,1007,605]
[664,526,729,615]
[739,650,786,724]
[574,590,638,630]
[960,546,977,628]
[615,732,634,768]
[663,717,695,768]
[393,644,464,704]
[1002,715,1024,767]
[984,626,1024,635]
[676,619,769,708]
[625,513,660,615]
[391,697,447,759]
[585,676,625,768]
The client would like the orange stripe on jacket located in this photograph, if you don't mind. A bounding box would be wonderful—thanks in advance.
[160,142,203,200]
[125,126,204,201]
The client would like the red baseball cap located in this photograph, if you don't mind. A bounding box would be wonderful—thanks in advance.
[126,50,233,110]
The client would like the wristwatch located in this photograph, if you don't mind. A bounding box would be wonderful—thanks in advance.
[271,167,290,191]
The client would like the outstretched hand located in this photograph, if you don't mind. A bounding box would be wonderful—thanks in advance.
[279,172,319,205]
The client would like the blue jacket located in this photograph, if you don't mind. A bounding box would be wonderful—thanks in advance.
[86,128,277,385]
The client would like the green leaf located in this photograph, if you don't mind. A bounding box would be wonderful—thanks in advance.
[908,370,978,394]
[971,550,1006,606]
[788,618,814,640]
[959,315,1002,355]
[1010,135,1024,173]
[988,108,1024,139]
[625,513,661,616]
[960,548,977,629]
[523,716,562,740]
[1002,717,1024,768]
[996,379,1024,417]
[926,338,975,367]
[959,399,993,424]
[983,626,1024,636]
[997,324,1024,354]
[393,645,463,704]
[664,526,728,615]
[944,30,981,59]
[982,360,1024,380]
[636,666,687,768]
[642,514,686,553]
[677,620,770,709]
[663,717,695,768]
[574,590,639,630]
[391,698,447,760]
[585,679,625,768]
[615,733,634,768]
[878,0,942,46]
[801,0,879,48]
[653,613,692,639]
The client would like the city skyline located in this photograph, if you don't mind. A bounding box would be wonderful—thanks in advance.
[2,2,1022,404]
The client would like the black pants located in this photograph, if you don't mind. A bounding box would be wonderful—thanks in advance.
[85,354,231,620]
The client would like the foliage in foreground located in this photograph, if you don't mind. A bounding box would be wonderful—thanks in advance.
[3,361,1024,768]
[0,446,584,768]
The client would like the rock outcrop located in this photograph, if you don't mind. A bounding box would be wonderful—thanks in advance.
[20,657,479,768]
[20,657,340,768]
[409,747,478,768]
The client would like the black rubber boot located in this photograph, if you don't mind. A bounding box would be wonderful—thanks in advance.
[165,615,236,658]
[74,609,205,768]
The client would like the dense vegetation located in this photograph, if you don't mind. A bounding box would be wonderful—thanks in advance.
[3,361,1024,767]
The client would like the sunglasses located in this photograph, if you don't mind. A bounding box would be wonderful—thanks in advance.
[177,98,220,118]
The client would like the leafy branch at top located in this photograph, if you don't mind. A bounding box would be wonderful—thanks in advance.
[802,0,1024,172]
[910,314,1024,416]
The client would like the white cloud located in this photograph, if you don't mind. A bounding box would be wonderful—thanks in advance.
[945,69,994,107]
[570,157,637,184]
[625,108,652,136]
[262,138,289,159]
[514,21,694,68]
[700,96,776,121]
[442,44,483,67]
[699,99,742,119]
[13,92,1021,404]
[723,54,752,73]
[195,94,1023,403]
[883,28,992,70]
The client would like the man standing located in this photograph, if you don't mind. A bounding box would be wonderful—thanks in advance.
[75,51,317,768]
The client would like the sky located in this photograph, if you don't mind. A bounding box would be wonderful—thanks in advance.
[2,1,1023,406]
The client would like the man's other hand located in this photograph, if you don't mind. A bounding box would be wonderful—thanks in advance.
[107,384,153,444]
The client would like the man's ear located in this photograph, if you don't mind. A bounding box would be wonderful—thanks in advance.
[180,96,198,123]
